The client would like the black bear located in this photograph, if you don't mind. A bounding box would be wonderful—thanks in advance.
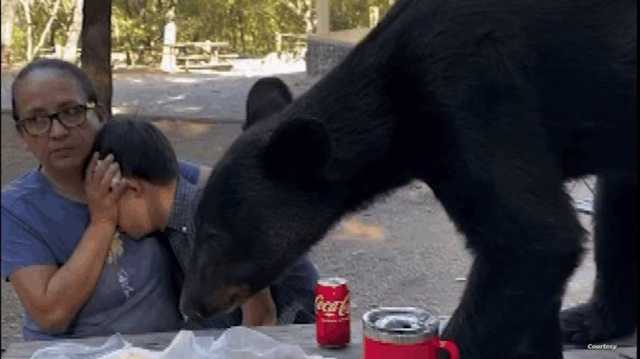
[180,0,637,358]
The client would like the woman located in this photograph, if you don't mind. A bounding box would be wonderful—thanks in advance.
[1,59,207,340]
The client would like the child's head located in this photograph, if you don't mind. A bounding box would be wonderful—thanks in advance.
[89,118,179,238]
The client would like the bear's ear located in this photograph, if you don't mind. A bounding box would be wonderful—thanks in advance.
[244,77,293,131]
[263,117,331,185]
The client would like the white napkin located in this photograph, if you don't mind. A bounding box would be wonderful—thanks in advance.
[31,327,334,359]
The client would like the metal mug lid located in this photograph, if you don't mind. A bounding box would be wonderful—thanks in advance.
[362,307,440,345]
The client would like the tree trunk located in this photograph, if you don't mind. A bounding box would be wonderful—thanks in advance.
[304,6,313,33]
[63,0,83,63]
[18,0,33,60]
[1,0,17,65]
[31,0,62,58]
[19,0,62,61]
[238,10,245,54]
[281,0,314,33]
[300,0,313,33]
[81,0,112,118]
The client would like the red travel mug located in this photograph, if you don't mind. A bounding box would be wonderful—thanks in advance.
[363,307,460,359]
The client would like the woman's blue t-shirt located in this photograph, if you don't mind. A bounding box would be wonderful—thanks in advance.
[0,161,200,340]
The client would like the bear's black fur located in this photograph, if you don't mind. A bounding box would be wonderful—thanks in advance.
[244,77,293,131]
[180,1,637,357]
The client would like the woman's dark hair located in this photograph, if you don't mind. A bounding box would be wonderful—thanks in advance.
[90,119,179,185]
[11,59,99,122]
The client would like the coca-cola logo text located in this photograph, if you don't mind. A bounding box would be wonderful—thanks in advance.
[315,294,350,317]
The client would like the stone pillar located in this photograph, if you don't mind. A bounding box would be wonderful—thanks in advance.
[54,43,63,58]
[275,32,282,55]
[369,6,380,27]
[316,0,330,35]
[161,10,177,73]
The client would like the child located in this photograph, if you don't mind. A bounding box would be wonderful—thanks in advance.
[89,118,318,327]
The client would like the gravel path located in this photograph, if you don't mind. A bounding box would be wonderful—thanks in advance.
[2,58,316,121]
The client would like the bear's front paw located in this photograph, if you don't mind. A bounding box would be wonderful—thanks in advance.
[560,301,636,344]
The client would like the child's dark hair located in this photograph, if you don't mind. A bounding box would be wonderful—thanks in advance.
[90,119,178,185]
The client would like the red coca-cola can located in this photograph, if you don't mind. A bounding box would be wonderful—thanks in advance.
[315,277,351,348]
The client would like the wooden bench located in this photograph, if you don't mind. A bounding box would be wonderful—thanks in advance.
[179,62,233,71]
[35,47,57,59]
[172,41,236,71]
[218,53,239,59]
[275,33,308,59]
[176,54,211,69]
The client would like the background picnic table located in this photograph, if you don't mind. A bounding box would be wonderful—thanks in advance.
[172,41,238,71]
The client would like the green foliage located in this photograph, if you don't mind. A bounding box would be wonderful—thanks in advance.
[330,0,393,31]
[11,26,27,61]
[176,0,309,56]
[9,0,395,63]
[112,0,175,64]
[11,0,75,61]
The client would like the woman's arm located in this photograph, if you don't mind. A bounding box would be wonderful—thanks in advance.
[10,154,127,334]
[241,288,278,327]
[10,222,117,333]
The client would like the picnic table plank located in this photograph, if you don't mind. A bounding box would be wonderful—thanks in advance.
[175,54,210,61]
[174,41,229,48]
[3,324,362,359]
[4,324,636,358]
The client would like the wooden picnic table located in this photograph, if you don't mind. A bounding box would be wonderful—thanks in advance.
[3,323,636,358]
[172,41,237,71]
[173,40,230,54]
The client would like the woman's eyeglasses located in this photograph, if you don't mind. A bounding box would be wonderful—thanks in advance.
[17,103,97,136]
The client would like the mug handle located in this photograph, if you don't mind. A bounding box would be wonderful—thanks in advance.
[438,340,460,359]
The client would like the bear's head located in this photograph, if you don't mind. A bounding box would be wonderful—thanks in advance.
[180,77,346,320]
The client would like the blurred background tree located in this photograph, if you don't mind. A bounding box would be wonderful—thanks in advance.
[3,0,393,65]
[175,0,312,56]
[112,0,176,65]
[2,0,18,64]
[330,0,392,31]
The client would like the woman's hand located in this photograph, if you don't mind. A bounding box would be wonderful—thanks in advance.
[84,152,127,229]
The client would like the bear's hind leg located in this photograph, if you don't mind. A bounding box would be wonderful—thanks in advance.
[560,174,638,344]
[432,170,584,359]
